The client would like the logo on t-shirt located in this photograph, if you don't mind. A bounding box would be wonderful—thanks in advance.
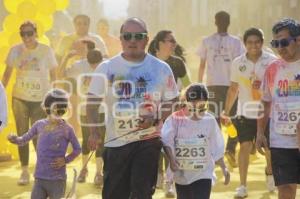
[239,65,246,72]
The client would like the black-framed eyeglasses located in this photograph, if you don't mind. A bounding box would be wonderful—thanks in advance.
[270,37,296,48]
[121,32,147,41]
[164,39,177,44]
[20,30,34,37]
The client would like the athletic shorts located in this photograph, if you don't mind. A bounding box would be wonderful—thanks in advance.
[232,116,257,143]
[270,148,300,186]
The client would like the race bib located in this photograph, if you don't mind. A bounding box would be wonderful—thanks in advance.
[175,138,209,171]
[15,77,43,98]
[274,102,300,135]
[114,110,155,142]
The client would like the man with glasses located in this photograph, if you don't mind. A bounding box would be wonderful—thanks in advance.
[256,18,300,199]
[86,18,178,199]
[197,11,245,168]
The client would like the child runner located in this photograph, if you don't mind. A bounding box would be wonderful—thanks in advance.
[7,88,81,199]
[161,83,230,199]
[59,48,104,185]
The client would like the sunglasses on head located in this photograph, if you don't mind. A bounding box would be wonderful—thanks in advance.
[20,30,34,37]
[121,32,147,41]
[270,37,296,48]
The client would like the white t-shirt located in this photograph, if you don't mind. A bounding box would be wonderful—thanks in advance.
[161,110,225,185]
[6,43,57,102]
[89,53,179,147]
[262,59,300,149]
[231,51,277,118]
[197,33,245,86]
[66,59,101,116]
[0,82,8,132]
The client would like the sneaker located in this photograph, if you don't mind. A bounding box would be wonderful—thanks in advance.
[234,185,248,198]
[156,172,164,189]
[18,170,30,185]
[266,174,276,192]
[94,173,103,186]
[77,168,88,183]
[225,151,238,168]
[164,181,175,198]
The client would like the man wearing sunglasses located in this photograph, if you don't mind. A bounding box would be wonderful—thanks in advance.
[1,21,58,185]
[86,18,178,199]
[256,18,300,199]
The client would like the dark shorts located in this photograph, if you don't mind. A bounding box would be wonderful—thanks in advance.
[175,179,212,199]
[102,138,162,199]
[232,116,257,143]
[270,148,300,186]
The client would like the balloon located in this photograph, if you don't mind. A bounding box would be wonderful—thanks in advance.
[36,0,56,16]
[35,14,53,32]
[54,0,69,11]
[34,20,45,37]
[0,31,11,47]
[38,35,50,45]
[3,14,23,33]
[9,32,22,46]
[0,46,10,63]
[17,1,37,20]
[3,0,23,13]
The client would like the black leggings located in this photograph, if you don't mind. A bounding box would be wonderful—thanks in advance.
[175,179,212,199]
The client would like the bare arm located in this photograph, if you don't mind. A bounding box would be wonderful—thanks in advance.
[256,100,271,155]
[198,58,206,82]
[224,82,239,116]
[57,51,76,79]
[163,145,179,172]
[86,94,104,150]
[1,66,13,88]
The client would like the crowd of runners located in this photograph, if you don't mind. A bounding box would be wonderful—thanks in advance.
[0,10,300,199]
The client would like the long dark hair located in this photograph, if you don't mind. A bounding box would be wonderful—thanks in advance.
[148,30,186,62]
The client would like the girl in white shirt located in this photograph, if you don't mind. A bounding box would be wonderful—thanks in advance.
[161,83,230,199]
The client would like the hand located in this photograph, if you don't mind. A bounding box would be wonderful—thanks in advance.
[88,132,101,151]
[222,167,230,185]
[220,112,231,126]
[67,50,78,58]
[255,134,268,155]
[170,159,180,172]
[7,134,19,144]
[51,157,66,169]
[137,115,155,130]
